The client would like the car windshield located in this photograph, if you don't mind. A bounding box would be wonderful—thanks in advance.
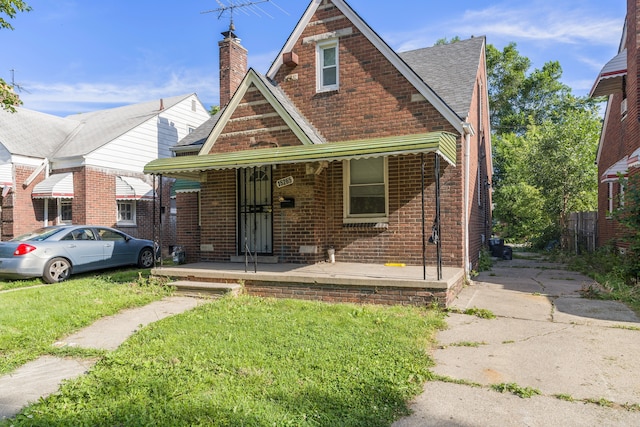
[11,227,67,242]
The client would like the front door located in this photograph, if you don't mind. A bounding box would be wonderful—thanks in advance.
[238,166,273,255]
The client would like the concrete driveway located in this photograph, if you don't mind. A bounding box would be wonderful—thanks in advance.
[394,253,640,427]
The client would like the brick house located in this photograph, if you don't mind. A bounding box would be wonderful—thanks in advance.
[146,0,492,281]
[590,0,640,249]
[0,94,210,252]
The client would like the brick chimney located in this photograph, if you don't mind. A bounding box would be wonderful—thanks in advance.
[218,24,248,107]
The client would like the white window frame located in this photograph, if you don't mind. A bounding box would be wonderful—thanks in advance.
[58,199,72,225]
[343,157,389,224]
[316,39,339,92]
[117,201,136,226]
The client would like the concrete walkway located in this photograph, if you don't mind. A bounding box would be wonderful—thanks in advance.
[394,253,640,426]
[0,296,202,419]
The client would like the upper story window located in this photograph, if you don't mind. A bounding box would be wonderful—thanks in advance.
[343,157,388,223]
[317,39,339,92]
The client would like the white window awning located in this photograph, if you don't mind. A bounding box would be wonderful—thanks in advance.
[601,156,628,183]
[32,173,74,199]
[628,147,640,169]
[0,163,12,189]
[590,49,627,98]
[116,176,155,200]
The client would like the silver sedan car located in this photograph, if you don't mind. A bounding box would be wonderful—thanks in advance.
[0,225,158,283]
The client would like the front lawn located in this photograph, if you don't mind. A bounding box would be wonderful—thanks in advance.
[3,292,445,426]
[0,271,171,375]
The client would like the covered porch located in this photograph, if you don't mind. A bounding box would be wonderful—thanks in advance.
[151,261,465,307]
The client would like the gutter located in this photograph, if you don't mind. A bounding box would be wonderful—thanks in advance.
[462,122,475,277]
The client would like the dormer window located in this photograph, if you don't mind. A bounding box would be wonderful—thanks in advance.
[317,39,339,92]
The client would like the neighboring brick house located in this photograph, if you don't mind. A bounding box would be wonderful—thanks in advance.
[590,0,640,249]
[146,0,492,278]
[0,94,210,253]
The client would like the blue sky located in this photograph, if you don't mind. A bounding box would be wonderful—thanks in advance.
[2,0,626,117]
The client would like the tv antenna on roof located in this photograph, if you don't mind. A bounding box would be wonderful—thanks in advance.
[9,69,30,93]
[202,0,287,34]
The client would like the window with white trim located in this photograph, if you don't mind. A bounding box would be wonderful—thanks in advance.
[117,201,136,226]
[343,157,388,223]
[317,39,339,92]
[59,199,72,224]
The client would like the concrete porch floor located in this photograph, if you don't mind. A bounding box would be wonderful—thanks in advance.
[151,261,466,305]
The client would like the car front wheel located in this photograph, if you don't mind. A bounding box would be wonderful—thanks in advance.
[138,247,155,268]
[43,257,71,283]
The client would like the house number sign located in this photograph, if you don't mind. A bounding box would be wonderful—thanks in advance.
[276,176,294,188]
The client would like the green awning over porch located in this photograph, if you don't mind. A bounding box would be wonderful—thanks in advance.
[145,131,457,180]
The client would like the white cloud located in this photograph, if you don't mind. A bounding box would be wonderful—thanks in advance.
[19,69,220,116]
[391,2,622,52]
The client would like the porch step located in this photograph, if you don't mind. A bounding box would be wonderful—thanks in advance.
[169,281,242,299]
[229,255,279,264]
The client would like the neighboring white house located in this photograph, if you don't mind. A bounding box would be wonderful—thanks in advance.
[0,93,210,248]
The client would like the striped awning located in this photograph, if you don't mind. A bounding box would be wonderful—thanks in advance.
[32,173,74,199]
[590,49,627,98]
[601,157,628,182]
[171,179,201,197]
[116,176,155,200]
[144,131,457,180]
[628,147,640,169]
[0,163,12,188]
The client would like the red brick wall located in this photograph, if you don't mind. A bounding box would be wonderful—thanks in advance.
[219,36,248,107]
[199,169,237,261]
[187,0,489,270]
[9,165,49,238]
[596,0,640,247]
[176,192,201,263]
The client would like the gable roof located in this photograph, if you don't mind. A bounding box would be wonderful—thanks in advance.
[55,94,194,158]
[0,94,200,162]
[0,107,77,158]
[266,0,466,133]
[198,69,326,154]
[399,37,486,119]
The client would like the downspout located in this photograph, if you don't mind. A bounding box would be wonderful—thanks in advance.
[462,122,475,278]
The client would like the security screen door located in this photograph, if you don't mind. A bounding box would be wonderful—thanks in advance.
[238,166,273,255]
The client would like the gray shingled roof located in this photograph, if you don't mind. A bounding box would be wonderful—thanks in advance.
[399,36,485,119]
[173,112,221,152]
[0,107,78,158]
[55,94,193,158]
[0,94,196,161]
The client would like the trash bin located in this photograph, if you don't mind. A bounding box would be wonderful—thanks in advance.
[172,246,186,264]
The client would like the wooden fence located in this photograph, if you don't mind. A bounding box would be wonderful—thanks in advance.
[567,211,597,254]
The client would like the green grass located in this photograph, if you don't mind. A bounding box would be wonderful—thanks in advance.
[4,295,445,426]
[0,271,171,375]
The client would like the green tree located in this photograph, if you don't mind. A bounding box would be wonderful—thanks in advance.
[529,102,601,248]
[487,43,572,137]
[487,41,601,246]
[0,0,31,112]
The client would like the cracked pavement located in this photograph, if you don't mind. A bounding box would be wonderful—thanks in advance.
[394,253,640,427]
